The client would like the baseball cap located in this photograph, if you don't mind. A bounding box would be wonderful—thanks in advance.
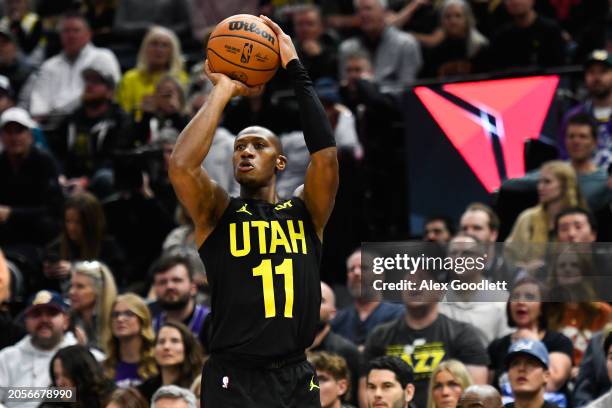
[505,339,549,369]
[314,77,340,104]
[25,290,68,315]
[584,50,611,69]
[0,107,36,129]
[81,66,115,88]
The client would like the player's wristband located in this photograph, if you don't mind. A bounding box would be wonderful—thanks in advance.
[286,59,335,154]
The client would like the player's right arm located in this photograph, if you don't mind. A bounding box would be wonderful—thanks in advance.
[169,62,263,245]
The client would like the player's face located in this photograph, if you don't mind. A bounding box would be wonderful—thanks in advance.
[460,210,497,243]
[557,213,596,243]
[153,264,195,308]
[155,326,185,367]
[233,134,284,187]
[317,370,347,408]
[509,283,542,328]
[507,354,548,395]
[69,272,97,313]
[432,370,464,408]
[111,302,141,338]
[367,369,412,408]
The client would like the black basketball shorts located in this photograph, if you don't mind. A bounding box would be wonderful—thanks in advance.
[202,354,321,408]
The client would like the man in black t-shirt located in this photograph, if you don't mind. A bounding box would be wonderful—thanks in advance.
[361,268,490,408]
[504,339,559,408]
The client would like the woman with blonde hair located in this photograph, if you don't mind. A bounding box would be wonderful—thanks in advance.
[505,160,587,267]
[116,25,189,121]
[427,359,473,408]
[69,260,117,349]
[103,293,157,388]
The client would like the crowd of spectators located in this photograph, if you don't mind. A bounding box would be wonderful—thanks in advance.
[0,0,610,407]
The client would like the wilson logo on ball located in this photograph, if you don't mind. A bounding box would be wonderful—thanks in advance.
[228,21,276,45]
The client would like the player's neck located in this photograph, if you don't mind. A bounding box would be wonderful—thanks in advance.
[240,184,279,203]
[165,299,194,323]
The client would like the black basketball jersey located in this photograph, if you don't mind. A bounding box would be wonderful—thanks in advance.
[198,197,322,360]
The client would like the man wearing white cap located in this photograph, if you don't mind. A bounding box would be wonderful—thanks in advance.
[0,107,63,250]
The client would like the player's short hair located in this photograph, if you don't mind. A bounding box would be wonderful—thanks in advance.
[554,207,598,233]
[425,215,456,235]
[150,251,194,281]
[309,352,351,398]
[464,203,500,232]
[566,113,598,141]
[365,356,414,389]
[237,126,284,155]
[151,385,197,408]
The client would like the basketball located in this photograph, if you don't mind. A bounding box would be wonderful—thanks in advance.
[207,14,280,86]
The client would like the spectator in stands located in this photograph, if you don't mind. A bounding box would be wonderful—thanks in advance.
[29,11,121,120]
[104,387,149,408]
[364,356,415,408]
[0,290,76,407]
[0,73,13,115]
[560,50,611,169]
[68,260,117,349]
[0,247,26,349]
[331,249,404,348]
[51,66,131,198]
[309,282,360,403]
[488,277,572,407]
[460,203,516,283]
[116,25,188,122]
[555,207,597,243]
[505,161,587,267]
[385,0,439,43]
[423,215,454,243]
[44,193,124,292]
[188,0,258,42]
[114,0,191,41]
[362,265,489,408]
[545,248,611,372]
[48,345,115,408]
[0,107,63,250]
[0,0,43,64]
[0,29,34,96]
[149,252,209,347]
[488,0,565,71]
[81,0,117,46]
[137,321,204,402]
[439,235,511,345]
[428,359,473,408]
[130,75,189,147]
[293,5,339,81]
[584,330,612,407]
[574,325,612,407]
[338,0,422,85]
[594,164,611,242]
[421,0,488,79]
[103,293,157,388]
[151,385,197,408]
[505,339,558,408]
[458,385,503,408]
[308,351,354,408]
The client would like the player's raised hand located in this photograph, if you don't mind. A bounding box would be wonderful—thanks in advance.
[259,15,298,68]
[204,60,264,98]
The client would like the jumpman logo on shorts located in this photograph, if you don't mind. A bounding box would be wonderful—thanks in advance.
[309,376,319,391]
[237,204,253,216]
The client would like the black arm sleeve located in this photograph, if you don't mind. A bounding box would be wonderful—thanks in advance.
[286,59,335,154]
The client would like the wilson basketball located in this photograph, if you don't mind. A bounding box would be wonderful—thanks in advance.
[207,15,280,86]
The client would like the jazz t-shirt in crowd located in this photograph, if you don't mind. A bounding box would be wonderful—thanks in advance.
[363,313,490,408]
[114,361,143,388]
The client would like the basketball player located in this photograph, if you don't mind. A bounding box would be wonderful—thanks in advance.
[169,15,339,408]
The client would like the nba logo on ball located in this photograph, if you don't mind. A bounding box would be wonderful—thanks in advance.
[222,376,229,389]
[207,14,280,86]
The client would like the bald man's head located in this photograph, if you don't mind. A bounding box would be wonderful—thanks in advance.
[237,126,283,155]
[320,281,336,323]
[458,385,503,408]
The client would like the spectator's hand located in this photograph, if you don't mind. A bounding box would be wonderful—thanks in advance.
[43,260,72,279]
[141,95,156,114]
[204,60,264,98]
[74,325,88,346]
[0,206,11,223]
[301,40,322,57]
[259,15,299,68]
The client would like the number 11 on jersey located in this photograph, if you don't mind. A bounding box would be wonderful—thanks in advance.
[252,259,294,318]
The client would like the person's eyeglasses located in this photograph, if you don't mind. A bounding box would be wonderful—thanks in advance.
[111,310,138,319]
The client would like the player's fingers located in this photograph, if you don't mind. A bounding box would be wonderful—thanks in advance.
[259,15,283,35]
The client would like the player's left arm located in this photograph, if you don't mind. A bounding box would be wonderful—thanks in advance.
[261,15,339,239]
